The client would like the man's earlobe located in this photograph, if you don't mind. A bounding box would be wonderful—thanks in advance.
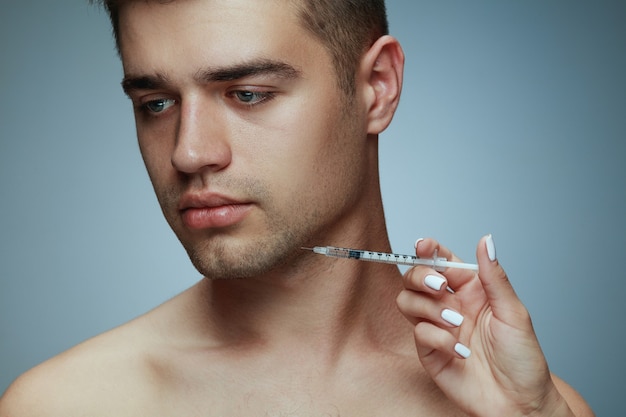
[362,35,405,135]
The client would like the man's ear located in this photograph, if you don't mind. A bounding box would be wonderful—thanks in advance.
[359,35,405,135]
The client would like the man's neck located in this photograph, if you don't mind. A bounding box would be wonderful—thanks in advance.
[189,165,413,362]
[194,239,410,362]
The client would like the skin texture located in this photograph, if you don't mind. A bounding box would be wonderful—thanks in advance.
[0,1,595,416]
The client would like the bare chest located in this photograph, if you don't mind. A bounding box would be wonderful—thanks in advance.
[145,358,468,417]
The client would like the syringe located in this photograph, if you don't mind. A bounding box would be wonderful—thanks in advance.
[302,246,478,272]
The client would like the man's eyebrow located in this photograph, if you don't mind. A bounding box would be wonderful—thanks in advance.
[195,59,301,83]
[121,74,169,95]
[121,59,301,95]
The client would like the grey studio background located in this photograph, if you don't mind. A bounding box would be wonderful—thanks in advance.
[1,0,624,415]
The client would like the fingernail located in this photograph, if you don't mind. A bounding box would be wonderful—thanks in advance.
[442,309,464,327]
[414,238,424,249]
[454,342,471,359]
[425,275,446,291]
[486,234,497,262]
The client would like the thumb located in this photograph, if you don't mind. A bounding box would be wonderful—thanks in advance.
[476,234,527,324]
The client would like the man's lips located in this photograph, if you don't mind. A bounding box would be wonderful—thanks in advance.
[178,193,253,230]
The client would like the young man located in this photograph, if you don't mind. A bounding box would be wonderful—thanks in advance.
[0,1,594,416]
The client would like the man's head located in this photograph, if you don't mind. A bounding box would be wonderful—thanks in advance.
[93,0,388,98]
[96,0,402,280]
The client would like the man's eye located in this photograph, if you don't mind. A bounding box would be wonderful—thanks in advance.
[232,90,273,105]
[143,98,176,114]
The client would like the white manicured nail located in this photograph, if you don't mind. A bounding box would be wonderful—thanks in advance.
[414,238,424,249]
[442,309,464,327]
[454,342,471,359]
[425,275,446,291]
[486,234,497,262]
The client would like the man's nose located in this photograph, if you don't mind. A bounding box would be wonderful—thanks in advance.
[171,97,232,174]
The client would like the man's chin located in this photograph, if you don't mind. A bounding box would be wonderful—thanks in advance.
[184,240,297,280]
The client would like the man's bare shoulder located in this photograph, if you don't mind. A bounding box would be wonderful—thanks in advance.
[0,284,202,417]
[0,336,150,416]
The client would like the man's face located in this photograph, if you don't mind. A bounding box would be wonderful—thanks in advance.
[119,0,371,279]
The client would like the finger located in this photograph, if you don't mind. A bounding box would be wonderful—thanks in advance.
[397,289,466,328]
[476,234,528,324]
[414,237,457,261]
[402,266,449,297]
[414,321,471,360]
[414,237,475,290]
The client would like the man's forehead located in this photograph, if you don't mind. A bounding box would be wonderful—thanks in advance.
[116,0,307,53]
[116,0,300,28]
[116,0,330,86]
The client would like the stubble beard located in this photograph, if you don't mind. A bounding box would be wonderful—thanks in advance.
[186,226,306,280]
[158,178,323,281]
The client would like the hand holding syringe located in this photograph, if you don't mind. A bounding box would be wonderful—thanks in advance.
[302,245,479,293]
